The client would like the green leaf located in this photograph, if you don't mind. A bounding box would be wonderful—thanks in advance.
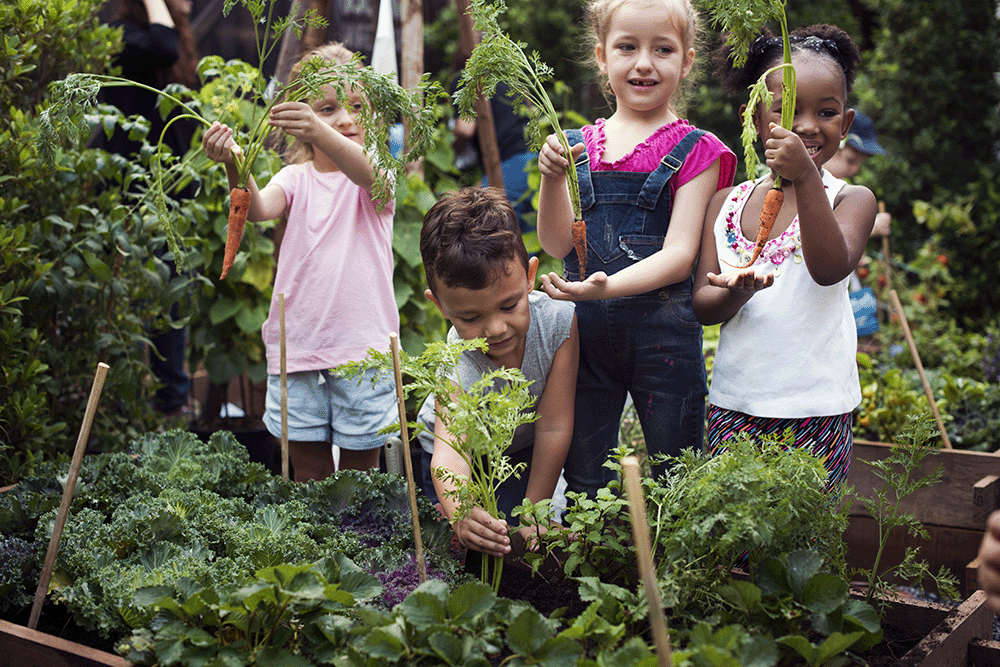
[255,647,316,667]
[447,580,496,623]
[506,608,551,656]
[400,587,448,627]
[800,573,848,614]
[786,549,823,597]
[427,631,465,665]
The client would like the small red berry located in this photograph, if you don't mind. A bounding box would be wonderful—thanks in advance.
[915,293,926,303]
[936,254,948,265]
[877,275,888,288]
[857,266,870,280]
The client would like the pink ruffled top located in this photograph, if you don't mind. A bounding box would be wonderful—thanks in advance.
[582,118,736,193]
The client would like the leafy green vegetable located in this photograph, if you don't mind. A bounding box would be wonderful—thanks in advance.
[701,0,795,183]
[455,0,582,220]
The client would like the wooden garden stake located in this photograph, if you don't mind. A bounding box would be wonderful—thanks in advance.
[622,456,673,667]
[29,362,110,630]
[390,332,427,582]
[888,289,952,449]
[279,292,289,479]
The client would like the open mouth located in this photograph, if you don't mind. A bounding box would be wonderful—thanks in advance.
[629,79,657,87]
[805,145,822,156]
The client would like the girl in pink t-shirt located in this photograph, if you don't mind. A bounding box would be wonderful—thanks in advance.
[535,0,734,497]
[202,43,398,481]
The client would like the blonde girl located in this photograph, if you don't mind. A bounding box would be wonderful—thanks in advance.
[536,0,735,497]
[202,42,398,481]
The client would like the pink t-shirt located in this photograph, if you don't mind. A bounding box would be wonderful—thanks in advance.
[582,118,736,194]
[263,161,398,374]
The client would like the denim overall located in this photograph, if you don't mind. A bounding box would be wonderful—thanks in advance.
[563,127,708,498]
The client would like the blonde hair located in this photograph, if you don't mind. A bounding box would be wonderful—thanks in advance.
[583,0,701,112]
[281,42,358,164]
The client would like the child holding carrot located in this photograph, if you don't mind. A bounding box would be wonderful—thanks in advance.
[201,42,398,481]
[691,24,877,492]
[418,187,579,560]
[535,0,735,497]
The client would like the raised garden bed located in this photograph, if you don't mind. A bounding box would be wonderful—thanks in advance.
[2,589,996,667]
[845,439,1000,597]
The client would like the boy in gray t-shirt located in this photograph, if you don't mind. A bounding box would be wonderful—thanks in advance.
[418,187,579,561]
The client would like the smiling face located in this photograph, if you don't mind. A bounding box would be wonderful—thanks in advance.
[595,0,694,123]
[756,54,854,172]
[426,257,538,369]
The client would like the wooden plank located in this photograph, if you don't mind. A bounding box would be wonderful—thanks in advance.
[898,590,993,667]
[848,440,1000,530]
[967,557,982,598]
[973,475,1000,525]
[845,516,984,597]
[0,619,132,667]
[967,638,1000,666]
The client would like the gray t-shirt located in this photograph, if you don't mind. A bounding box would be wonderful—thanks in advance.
[416,291,575,454]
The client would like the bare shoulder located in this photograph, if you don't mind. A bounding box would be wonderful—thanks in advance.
[833,182,877,208]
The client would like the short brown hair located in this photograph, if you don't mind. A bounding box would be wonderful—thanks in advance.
[420,187,529,296]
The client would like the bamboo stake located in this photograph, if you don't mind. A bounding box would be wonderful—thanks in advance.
[390,332,427,582]
[29,362,110,630]
[888,290,952,449]
[622,456,673,667]
[279,292,289,479]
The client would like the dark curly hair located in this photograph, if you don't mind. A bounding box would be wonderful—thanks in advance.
[420,187,529,296]
[713,23,861,96]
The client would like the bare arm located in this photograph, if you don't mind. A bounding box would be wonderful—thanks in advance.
[268,101,377,192]
[766,124,876,285]
[201,121,287,222]
[691,187,774,325]
[523,316,578,506]
[540,162,721,300]
[536,132,584,260]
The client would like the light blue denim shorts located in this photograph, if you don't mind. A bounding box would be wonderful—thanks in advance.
[263,368,398,450]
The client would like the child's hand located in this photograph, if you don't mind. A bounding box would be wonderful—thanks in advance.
[540,271,610,301]
[706,267,774,294]
[764,123,817,183]
[453,507,510,558]
[202,121,242,164]
[538,133,585,178]
[269,101,323,143]
[979,511,1000,612]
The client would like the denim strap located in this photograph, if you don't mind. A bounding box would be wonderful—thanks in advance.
[636,128,706,211]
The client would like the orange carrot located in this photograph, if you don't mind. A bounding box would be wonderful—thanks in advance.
[724,185,783,269]
[220,186,251,280]
[572,219,587,279]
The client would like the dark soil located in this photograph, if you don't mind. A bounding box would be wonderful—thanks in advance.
[6,600,119,655]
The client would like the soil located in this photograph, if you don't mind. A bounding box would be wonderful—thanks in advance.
[6,601,119,655]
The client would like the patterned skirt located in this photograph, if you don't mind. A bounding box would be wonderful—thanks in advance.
[706,405,853,492]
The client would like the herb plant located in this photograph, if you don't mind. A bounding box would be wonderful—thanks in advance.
[853,415,960,606]
[340,339,538,593]
[37,0,445,271]
[455,0,588,273]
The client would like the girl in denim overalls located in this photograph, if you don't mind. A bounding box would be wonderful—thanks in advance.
[536,0,735,498]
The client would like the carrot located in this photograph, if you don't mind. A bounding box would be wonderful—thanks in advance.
[724,185,783,269]
[220,186,251,280]
[572,219,588,279]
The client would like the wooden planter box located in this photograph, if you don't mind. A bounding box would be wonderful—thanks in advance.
[845,439,1000,597]
[2,549,994,667]
[1,592,996,667]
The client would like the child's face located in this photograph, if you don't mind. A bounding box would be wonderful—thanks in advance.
[825,144,869,180]
[311,84,366,148]
[595,0,694,120]
[756,54,854,172]
[426,257,539,368]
